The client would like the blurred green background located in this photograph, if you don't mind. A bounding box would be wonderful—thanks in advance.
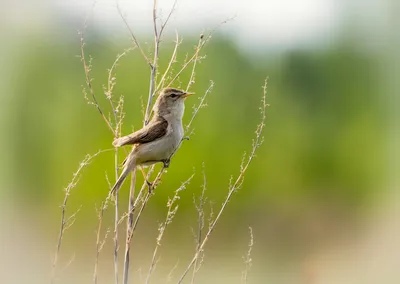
[0,0,399,283]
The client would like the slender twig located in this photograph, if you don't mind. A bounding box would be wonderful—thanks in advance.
[167,16,235,87]
[186,36,203,92]
[117,0,178,123]
[113,188,120,284]
[122,170,137,284]
[131,190,152,235]
[116,1,152,67]
[59,253,76,276]
[241,227,254,284]
[144,0,160,125]
[105,48,134,136]
[144,0,179,125]
[116,95,125,138]
[145,175,194,284]
[167,35,206,87]
[108,54,127,284]
[177,78,269,283]
[116,167,155,227]
[186,81,213,134]
[62,206,82,232]
[159,0,178,37]
[51,150,109,284]
[93,199,111,284]
[156,31,181,92]
[93,42,132,284]
[166,259,180,283]
[79,30,114,134]
[78,5,127,284]
[190,166,207,284]
[112,126,121,284]
[152,0,159,41]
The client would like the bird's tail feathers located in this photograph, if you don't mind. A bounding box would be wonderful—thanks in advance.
[110,166,130,196]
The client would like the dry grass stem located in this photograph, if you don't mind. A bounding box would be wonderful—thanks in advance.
[80,23,124,284]
[113,189,120,284]
[76,40,130,284]
[144,0,161,125]
[112,146,121,284]
[159,0,178,37]
[75,5,129,284]
[93,199,111,284]
[51,149,108,283]
[166,259,180,283]
[167,16,235,87]
[79,29,114,134]
[167,35,206,87]
[177,78,269,283]
[186,81,213,134]
[122,170,137,284]
[190,166,208,283]
[185,36,203,92]
[145,174,194,284]
[116,1,152,67]
[156,31,181,92]
[116,95,125,138]
[59,253,76,275]
[241,227,254,284]
[116,170,153,227]
[105,48,133,136]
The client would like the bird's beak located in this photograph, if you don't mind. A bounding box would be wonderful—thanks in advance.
[182,92,194,98]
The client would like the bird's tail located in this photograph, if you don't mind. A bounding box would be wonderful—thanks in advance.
[110,166,130,196]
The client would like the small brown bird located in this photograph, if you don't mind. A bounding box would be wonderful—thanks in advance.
[110,88,193,195]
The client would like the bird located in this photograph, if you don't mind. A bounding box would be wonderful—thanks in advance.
[110,87,193,195]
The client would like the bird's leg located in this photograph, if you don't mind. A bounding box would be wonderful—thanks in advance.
[162,159,171,168]
[140,167,153,190]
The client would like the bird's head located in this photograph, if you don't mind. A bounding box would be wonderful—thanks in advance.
[153,88,193,119]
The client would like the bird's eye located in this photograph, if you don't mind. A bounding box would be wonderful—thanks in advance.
[170,93,178,98]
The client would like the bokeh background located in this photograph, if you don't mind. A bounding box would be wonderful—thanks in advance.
[0,0,399,283]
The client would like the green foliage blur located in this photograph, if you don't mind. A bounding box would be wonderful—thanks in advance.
[5,33,385,212]
[0,7,394,283]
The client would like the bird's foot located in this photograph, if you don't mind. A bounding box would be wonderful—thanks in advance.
[163,159,171,168]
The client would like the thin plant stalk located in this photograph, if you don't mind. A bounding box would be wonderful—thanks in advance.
[190,168,207,284]
[93,199,110,284]
[51,150,108,283]
[145,175,194,284]
[241,227,254,284]
[122,170,136,284]
[177,79,268,283]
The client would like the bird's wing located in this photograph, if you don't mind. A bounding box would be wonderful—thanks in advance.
[113,117,168,147]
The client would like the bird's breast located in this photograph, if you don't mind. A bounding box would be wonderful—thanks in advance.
[134,120,183,165]
[167,120,184,148]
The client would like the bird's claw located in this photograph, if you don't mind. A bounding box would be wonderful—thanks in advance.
[163,159,171,168]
